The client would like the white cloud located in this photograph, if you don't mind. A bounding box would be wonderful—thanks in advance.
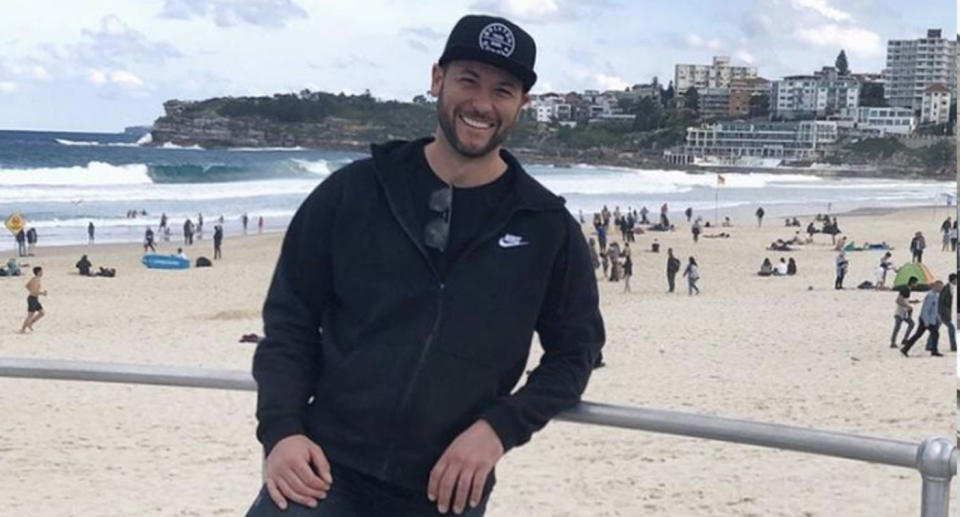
[110,70,145,88]
[471,0,560,21]
[735,50,756,64]
[10,63,50,80]
[0,81,17,93]
[790,0,851,22]
[685,33,724,51]
[88,68,145,88]
[591,73,629,91]
[160,0,309,28]
[793,24,883,56]
[89,69,108,84]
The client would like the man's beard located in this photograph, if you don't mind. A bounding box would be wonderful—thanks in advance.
[436,91,514,159]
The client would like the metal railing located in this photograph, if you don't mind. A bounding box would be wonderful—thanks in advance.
[0,356,955,516]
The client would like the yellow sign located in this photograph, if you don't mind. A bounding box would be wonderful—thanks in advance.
[4,213,25,234]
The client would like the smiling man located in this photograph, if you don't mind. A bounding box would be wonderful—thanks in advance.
[248,14,604,517]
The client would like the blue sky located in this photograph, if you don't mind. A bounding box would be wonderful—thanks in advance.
[0,0,954,132]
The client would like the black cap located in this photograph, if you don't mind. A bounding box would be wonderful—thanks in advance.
[438,15,537,91]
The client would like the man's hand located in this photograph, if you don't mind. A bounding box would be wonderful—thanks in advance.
[427,419,504,515]
[263,434,333,511]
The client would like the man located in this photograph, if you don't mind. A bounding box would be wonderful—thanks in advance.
[890,276,918,348]
[26,227,37,255]
[213,224,224,260]
[901,280,943,357]
[909,231,925,263]
[755,206,765,227]
[248,14,604,517]
[19,266,47,333]
[684,206,693,222]
[88,221,95,244]
[183,218,194,246]
[144,227,156,253]
[666,247,681,293]
[15,228,26,257]
[940,217,951,251]
[939,273,956,352]
[834,251,848,290]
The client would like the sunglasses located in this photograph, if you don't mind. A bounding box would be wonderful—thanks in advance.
[424,185,453,251]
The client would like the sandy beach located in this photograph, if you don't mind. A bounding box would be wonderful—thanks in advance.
[0,205,955,516]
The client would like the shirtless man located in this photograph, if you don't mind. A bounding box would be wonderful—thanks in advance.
[20,266,47,333]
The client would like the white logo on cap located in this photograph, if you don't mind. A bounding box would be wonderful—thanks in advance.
[478,22,515,57]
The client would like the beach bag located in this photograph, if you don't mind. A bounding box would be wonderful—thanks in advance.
[195,257,212,268]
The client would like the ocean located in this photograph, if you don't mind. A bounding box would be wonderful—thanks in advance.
[1,129,954,251]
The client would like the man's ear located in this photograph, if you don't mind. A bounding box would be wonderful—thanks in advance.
[430,63,443,98]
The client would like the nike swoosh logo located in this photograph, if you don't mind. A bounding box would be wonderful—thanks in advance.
[498,234,529,248]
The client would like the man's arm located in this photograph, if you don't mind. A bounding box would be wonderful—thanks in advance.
[253,175,340,456]
[481,215,605,451]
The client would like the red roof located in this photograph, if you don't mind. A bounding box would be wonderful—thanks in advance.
[923,83,950,94]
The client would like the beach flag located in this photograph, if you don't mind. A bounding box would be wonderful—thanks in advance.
[4,212,24,234]
[717,174,726,186]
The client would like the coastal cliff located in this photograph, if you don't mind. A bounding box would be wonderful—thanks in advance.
[149,93,955,178]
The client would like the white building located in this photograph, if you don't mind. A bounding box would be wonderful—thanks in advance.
[698,87,731,120]
[883,29,958,111]
[685,120,838,160]
[773,70,859,119]
[920,83,951,125]
[525,93,573,123]
[675,56,757,93]
[836,106,916,136]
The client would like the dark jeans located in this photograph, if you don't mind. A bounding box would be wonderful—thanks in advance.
[943,320,956,351]
[246,462,489,517]
[891,316,914,346]
[667,272,677,292]
[834,271,845,289]
[903,319,938,354]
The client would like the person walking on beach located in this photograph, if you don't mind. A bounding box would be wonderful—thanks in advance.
[258,216,265,234]
[247,15,604,517]
[622,253,633,293]
[25,227,37,256]
[890,276,918,348]
[159,212,167,233]
[213,224,223,260]
[901,280,943,357]
[834,251,848,289]
[197,213,204,240]
[683,256,700,295]
[183,218,194,246]
[691,217,702,243]
[909,231,925,262]
[88,221,95,244]
[940,217,951,251]
[242,212,249,235]
[666,248,680,293]
[876,251,894,289]
[144,227,156,252]
[755,206,765,227]
[15,228,26,257]
[951,220,958,252]
[684,206,693,222]
[19,266,46,334]
[939,273,956,352]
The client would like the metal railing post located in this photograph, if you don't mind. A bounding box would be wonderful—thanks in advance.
[916,437,956,517]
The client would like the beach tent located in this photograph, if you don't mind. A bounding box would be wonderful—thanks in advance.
[892,262,936,291]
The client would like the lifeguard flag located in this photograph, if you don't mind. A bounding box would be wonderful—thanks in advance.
[4,213,25,234]
[717,174,726,186]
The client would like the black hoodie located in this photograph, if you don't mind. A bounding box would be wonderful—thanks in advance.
[252,138,604,493]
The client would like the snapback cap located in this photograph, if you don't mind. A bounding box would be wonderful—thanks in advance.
[438,14,537,92]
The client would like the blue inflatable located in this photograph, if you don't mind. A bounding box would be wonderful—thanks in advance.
[142,254,190,270]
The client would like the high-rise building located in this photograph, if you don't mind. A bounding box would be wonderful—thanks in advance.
[883,29,957,112]
[674,56,757,93]
[773,68,859,119]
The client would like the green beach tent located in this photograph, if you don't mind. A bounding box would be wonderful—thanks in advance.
[891,262,935,291]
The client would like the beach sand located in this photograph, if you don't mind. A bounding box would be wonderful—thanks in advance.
[0,206,955,516]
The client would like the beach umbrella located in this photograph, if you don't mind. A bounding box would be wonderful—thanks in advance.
[4,213,25,234]
[892,262,936,291]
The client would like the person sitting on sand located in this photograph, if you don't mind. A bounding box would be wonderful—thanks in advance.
[175,247,188,260]
[722,216,732,227]
[768,239,793,252]
[6,258,22,276]
[75,254,93,276]
[758,258,774,276]
[773,257,789,276]
[787,257,797,275]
